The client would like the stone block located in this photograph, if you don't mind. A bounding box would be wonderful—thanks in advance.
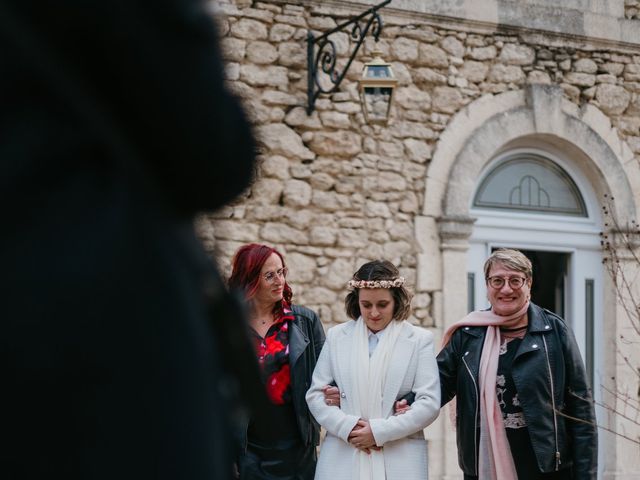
[261,90,299,106]
[222,37,246,62]
[273,14,307,28]
[441,36,465,58]
[319,111,351,129]
[459,60,489,83]
[498,43,535,65]
[574,58,598,73]
[600,62,625,76]
[261,155,290,179]
[309,226,337,247]
[230,18,268,40]
[257,123,314,159]
[400,25,439,43]
[303,287,338,304]
[239,64,289,87]
[624,64,640,81]
[307,16,337,31]
[527,70,551,84]
[617,116,640,135]
[324,258,355,289]
[400,191,420,213]
[285,252,317,283]
[414,68,448,85]
[261,222,308,244]
[431,86,465,114]
[365,200,392,218]
[391,37,420,62]
[488,64,526,84]
[394,85,432,110]
[309,131,363,157]
[251,178,284,204]
[278,42,306,68]
[241,7,275,23]
[312,190,352,211]
[269,23,295,42]
[225,62,240,81]
[596,83,632,115]
[469,45,497,61]
[284,107,323,129]
[283,179,312,207]
[309,172,336,191]
[418,44,449,68]
[211,220,259,242]
[564,72,596,87]
[378,171,408,191]
[390,121,437,139]
[404,139,432,163]
[596,74,617,84]
[337,229,369,248]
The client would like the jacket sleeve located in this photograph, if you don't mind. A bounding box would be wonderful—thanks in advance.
[310,308,326,361]
[369,329,441,446]
[437,330,461,407]
[557,320,598,478]
[305,328,360,443]
[292,305,325,361]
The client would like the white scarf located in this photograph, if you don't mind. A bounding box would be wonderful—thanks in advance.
[349,317,404,480]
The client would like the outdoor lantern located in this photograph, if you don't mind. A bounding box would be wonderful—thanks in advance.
[358,50,397,125]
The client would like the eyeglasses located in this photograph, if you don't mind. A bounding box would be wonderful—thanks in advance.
[486,276,527,290]
[262,267,288,284]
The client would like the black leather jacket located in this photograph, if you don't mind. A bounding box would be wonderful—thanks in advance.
[437,303,597,478]
[238,305,325,451]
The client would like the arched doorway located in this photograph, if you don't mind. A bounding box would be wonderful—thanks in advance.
[419,85,640,479]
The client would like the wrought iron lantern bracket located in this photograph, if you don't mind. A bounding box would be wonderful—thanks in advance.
[306,0,392,115]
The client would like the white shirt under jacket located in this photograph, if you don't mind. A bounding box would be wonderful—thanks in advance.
[306,320,441,480]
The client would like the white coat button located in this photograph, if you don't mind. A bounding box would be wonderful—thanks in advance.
[464,351,470,356]
[464,327,470,330]
[341,392,346,398]
[532,344,538,348]
[544,325,550,329]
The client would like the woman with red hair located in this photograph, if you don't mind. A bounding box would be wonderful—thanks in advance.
[229,243,326,480]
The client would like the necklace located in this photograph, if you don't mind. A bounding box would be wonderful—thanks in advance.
[255,315,272,326]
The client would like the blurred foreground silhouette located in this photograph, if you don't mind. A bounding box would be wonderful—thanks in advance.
[0,0,262,478]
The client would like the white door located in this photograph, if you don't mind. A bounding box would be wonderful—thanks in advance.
[466,229,603,384]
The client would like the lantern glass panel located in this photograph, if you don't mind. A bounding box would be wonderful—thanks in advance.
[362,86,392,123]
[366,65,391,78]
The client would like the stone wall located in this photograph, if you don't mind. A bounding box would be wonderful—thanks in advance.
[200,0,640,328]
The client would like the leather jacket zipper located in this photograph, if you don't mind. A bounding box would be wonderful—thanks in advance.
[462,354,479,476]
[542,336,561,470]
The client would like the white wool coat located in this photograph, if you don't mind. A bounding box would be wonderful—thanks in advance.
[306,320,441,480]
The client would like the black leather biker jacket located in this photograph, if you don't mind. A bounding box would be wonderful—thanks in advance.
[437,303,597,478]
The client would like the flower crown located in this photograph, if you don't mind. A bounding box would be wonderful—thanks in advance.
[347,277,405,289]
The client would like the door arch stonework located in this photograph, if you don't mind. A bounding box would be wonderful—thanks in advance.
[417,83,639,479]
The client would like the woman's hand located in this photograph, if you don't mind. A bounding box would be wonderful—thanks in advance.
[393,399,411,415]
[322,385,341,407]
[348,419,379,454]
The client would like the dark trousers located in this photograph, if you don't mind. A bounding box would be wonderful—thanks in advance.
[239,439,316,480]
[464,468,571,480]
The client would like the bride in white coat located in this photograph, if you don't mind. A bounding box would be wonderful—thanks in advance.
[306,260,440,480]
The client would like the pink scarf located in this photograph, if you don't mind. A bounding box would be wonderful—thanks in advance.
[441,302,529,480]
